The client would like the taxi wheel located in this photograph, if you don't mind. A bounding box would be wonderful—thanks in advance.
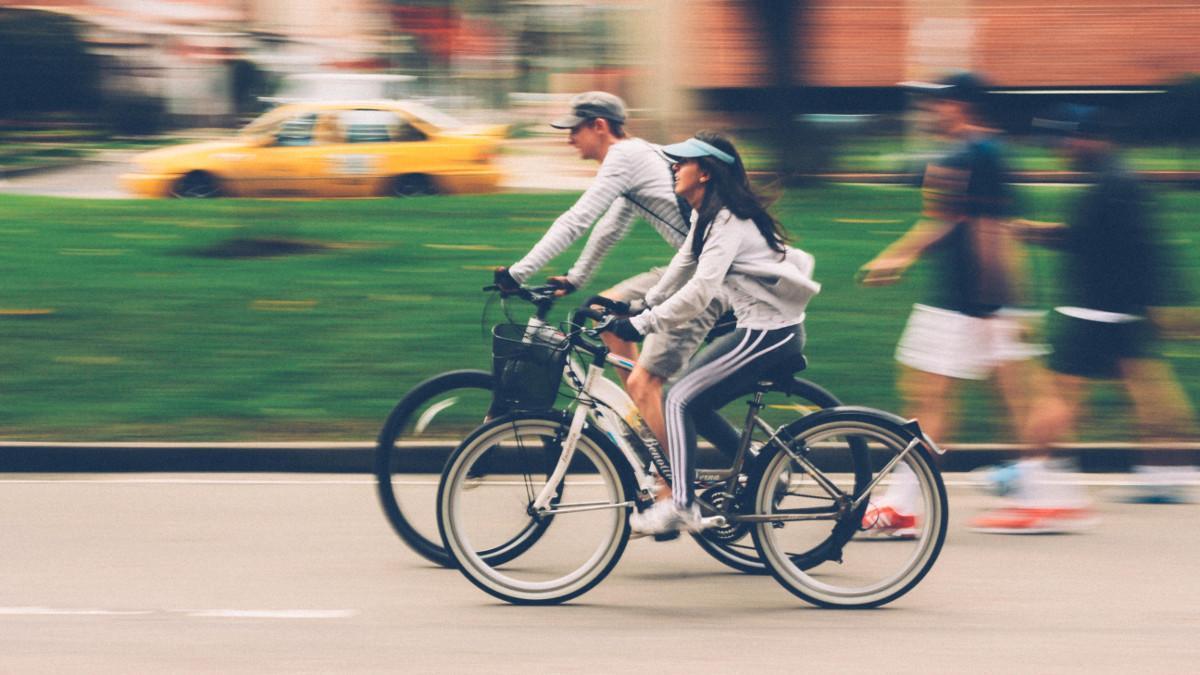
[171,172,221,199]
[390,175,437,197]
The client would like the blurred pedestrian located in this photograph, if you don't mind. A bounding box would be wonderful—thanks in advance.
[493,91,738,458]
[859,72,1091,535]
[1016,104,1198,505]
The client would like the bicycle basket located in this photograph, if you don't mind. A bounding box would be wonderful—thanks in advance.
[491,323,570,411]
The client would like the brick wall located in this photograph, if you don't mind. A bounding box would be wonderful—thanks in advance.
[975,0,1200,86]
[682,0,1200,88]
[801,1,909,86]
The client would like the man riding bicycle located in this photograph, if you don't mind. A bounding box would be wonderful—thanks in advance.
[494,91,737,458]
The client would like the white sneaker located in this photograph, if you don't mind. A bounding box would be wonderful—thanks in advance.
[629,500,702,538]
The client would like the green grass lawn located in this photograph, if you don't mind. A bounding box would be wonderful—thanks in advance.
[828,136,1200,173]
[1,185,1197,442]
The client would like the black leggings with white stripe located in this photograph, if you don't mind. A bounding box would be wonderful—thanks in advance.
[665,323,806,508]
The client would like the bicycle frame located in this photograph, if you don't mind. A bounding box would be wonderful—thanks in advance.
[523,319,837,525]
[509,292,917,526]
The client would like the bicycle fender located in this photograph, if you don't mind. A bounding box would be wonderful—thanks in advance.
[782,406,946,455]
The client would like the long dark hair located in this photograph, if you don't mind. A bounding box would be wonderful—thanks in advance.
[689,131,788,258]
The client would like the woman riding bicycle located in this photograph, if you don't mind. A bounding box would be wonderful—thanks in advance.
[605,131,821,536]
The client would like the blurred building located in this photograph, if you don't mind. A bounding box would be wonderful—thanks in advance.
[668,1,1200,116]
[5,0,1200,129]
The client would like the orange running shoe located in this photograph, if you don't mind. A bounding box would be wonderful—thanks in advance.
[969,506,1098,534]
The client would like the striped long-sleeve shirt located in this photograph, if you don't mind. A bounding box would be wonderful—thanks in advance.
[508,138,690,288]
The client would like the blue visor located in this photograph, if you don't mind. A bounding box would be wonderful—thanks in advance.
[660,138,736,165]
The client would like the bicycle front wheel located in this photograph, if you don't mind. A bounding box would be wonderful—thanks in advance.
[438,414,634,605]
[750,409,948,609]
[375,370,496,567]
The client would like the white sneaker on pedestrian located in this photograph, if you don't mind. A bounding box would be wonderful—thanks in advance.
[1121,465,1197,504]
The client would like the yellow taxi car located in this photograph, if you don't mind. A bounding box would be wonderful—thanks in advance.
[121,101,504,198]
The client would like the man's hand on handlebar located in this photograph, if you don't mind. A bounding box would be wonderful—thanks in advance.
[545,275,577,297]
[493,266,520,294]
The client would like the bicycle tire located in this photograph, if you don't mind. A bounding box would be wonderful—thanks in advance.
[376,370,546,568]
[438,413,636,605]
[749,408,949,608]
[689,376,850,575]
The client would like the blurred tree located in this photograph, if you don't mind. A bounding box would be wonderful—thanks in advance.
[749,0,827,183]
[1165,75,1200,147]
[0,8,100,117]
[230,58,269,117]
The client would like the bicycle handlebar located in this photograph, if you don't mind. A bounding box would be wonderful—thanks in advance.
[483,283,615,356]
[583,295,618,311]
[568,305,615,356]
[483,283,560,320]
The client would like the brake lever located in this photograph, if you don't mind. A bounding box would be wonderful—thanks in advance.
[584,315,616,338]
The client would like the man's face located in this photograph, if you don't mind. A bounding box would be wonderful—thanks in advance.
[568,119,604,161]
[928,98,969,136]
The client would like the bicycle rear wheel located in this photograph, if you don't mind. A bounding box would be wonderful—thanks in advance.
[375,370,500,567]
[750,409,948,608]
[691,376,847,575]
[438,414,633,605]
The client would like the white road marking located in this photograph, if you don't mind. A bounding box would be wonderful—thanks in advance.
[184,609,357,619]
[0,607,356,620]
[0,607,153,616]
[0,478,375,485]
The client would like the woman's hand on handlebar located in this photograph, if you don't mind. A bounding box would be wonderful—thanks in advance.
[545,275,577,297]
[584,295,632,316]
[606,318,645,343]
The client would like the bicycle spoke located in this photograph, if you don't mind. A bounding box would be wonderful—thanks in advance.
[440,416,630,604]
[752,416,948,608]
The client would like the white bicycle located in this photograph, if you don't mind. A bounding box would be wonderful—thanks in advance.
[436,296,950,607]
[376,286,849,573]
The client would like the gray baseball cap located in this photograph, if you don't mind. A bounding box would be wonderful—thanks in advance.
[550,91,627,129]
[900,71,990,105]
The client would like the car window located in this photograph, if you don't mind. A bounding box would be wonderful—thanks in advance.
[337,109,426,143]
[398,101,464,130]
[274,113,318,146]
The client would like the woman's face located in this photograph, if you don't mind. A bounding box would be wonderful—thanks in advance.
[671,158,709,207]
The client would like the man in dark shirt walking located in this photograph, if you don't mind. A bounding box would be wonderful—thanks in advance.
[1019,105,1197,505]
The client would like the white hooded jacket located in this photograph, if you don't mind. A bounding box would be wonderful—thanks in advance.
[629,209,820,335]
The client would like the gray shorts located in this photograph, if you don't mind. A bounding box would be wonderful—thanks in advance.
[607,268,728,379]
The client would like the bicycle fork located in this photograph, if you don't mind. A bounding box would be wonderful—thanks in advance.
[530,362,637,516]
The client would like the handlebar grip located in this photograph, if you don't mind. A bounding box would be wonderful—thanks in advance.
[571,306,606,325]
[584,295,619,311]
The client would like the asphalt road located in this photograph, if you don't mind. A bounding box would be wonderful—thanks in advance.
[2,473,1197,673]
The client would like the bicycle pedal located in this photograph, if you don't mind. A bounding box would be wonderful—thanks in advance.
[697,515,727,531]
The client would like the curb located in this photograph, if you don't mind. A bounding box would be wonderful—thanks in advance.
[2,441,1197,474]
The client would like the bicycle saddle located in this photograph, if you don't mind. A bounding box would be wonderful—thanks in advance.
[754,352,808,388]
[776,352,808,375]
